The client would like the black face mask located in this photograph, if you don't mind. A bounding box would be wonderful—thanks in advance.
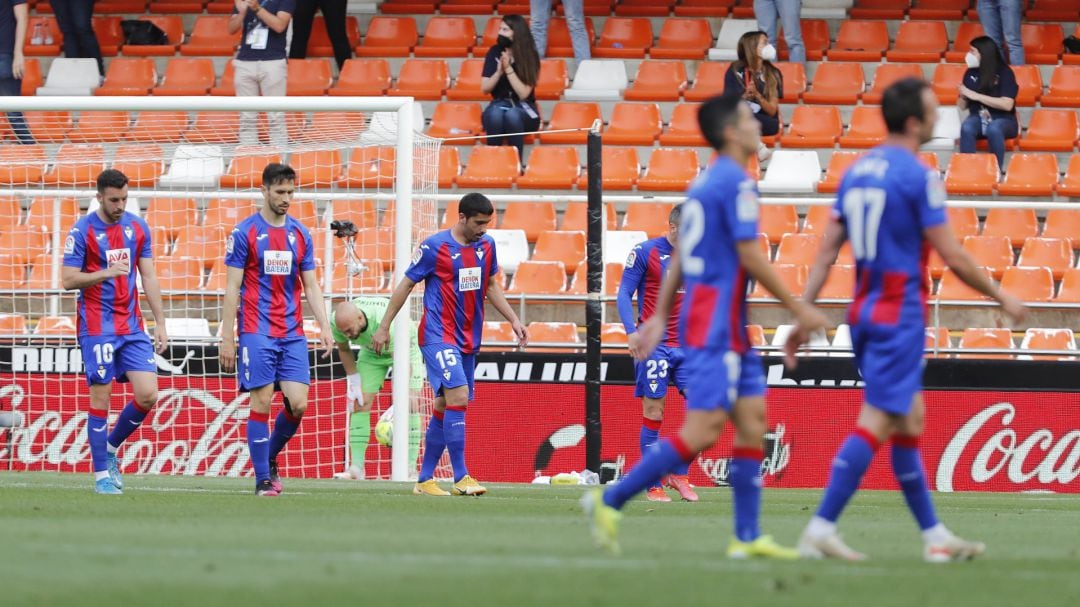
[496,35,513,50]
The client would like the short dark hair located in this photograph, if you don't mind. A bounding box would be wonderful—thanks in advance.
[262,163,296,187]
[96,169,128,193]
[881,77,930,135]
[698,94,744,151]
[458,192,494,219]
[668,203,682,225]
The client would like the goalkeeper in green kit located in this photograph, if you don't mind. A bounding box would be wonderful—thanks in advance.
[331,296,424,480]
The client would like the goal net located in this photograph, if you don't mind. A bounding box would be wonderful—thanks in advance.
[0,96,441,483]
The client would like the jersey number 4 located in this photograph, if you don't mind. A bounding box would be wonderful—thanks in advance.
[842,187,886,262]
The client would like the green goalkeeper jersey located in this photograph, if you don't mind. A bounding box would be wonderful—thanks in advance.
[330,296,416,356]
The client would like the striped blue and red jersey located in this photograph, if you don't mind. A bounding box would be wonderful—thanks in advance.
[678,156,758,354]
[63,211,152,337]
[617,236,683,347]
[225,213,316,337]
[835,145,946,328]
[405,230,499,355]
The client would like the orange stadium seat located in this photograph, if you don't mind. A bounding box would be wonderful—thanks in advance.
[937,267,993,301]
[802,62,864,105]
[958,328,1014,360]
[533,231,586,274]
[475,16,503,51]
[910,0,969,20]
[482,321,515,345]
[818,151,862,194]
[204,198,258,231]
[540,102,602,144]
[650,18,712,59]
[289,200,320,231]
[112,144,163,187]
[930,63,967,104]
[944,154,998,195]
[944,22,985,63]
[850,0,908,19]
[593,17,652,58]
[426,101,484,141]
[1000,266,1055,302]
[577,146,639,190]
[22,17,61,57]
[445,59,485,101]
[93,16,125,56]
[886,21,946,63]
[774,61,806,103]
[34,316,76,336]
[1021,328,1076,361]
[1056,155,1080,197]
[1042,209,1080,242]
[180,16,240,56]
[962,235,1014,279]
[0,227,46,264]
[600,323,628,350]
[624,61,688,102]
[779,106,842,148]
[44,144,104,187]
[173,226,227,269]
[456,145,520,188]
[335,147,392,188]
[20,57,42,96]
[862,64,922,105]
[506,260,567,295]
[745,324,766,347]
[387,59,449,100]
[126,110,186,143]
[996,154,1059,197]
[122,16,183,56]
[674,0,731,16]
[330,259,385,294]
[326,199,376,231]
[185,112,239,144]
[750,264,807,299]
[1029,0,1080,20]
[145,198,198,240]
[526,322,580,347]
[562,202,617,232]
[501,202,558,242]
[945,207,980,239]
[0,145,46,185]
[414,17,475,57]
[209,60,236,96]
[305,112,365,144]
[535,58,569,100]
[636,148,699,191]
[614,0,674,16]
[1011,65,1043,106]
[156,257,204,294]
[800,205,832,237]
[67,110,130,143]
[219,148,282,189]
[1020,110,1079,152]
[658,103,705,146]
[1018,238,1073,280]
[839,107,886,148]
[355,16,417,57]
[24,111,72,143]
[981,208,1039,247]
[153,58,214,96]
[776,233,821,266]
[438,147,460,188]
[286,59,333,96]
[1041,66,1080,108]
[924,326,952,356]
[819,264,856,300]
[622,202,673,238]
[1059,268,1080,303]
[149,1,204,13]
[828,21,889,62]
[0,314,28,335]
[305,15,360,56]
[518,146,581,190]
[1021,23,1063,65]
[758,204,799,246]
[544,17,597,57]
[568,262,624,295]
[24,196,77,235]
[604,103,662,146]
[683,61,729,102]
[0,197,22,231]
[778,19,829,62]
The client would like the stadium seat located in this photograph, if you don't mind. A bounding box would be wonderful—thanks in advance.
[286,59,333,96]
[349,228,396,265]
[600,323,628,349]
[535,58,569,100]
[1058,155,1080,197]
[326,199,375,231]
[683,61,729,102]
[426,102,484,141]
[304,15,360,57]
[456,146,519,188]
[0,145,46,185]
[24,196,77,235]
[708,19,759,61]
[943,21,985,63]
[924,326,952,357]
[445,59,485,101]
[576,146,639,190]
[767,62,805,103]
[67,110,129,144]
[330,258,385,294]
[957,328,1014,360]
[485,229,528,272]
[862,64,922,105]
[159,145,225,188]
[819,264,855,301]
[209,60,236,96]
[22,16,61,57]
[778,106,841,148]
[474,16,503,51]
[563,60,628,101]
[614,0,674,16]
[800,204,833,237]
[776,233,822,266]
[1019,110,1078,152]
[506,260,567,295]
[1028,0,1080,20]
[219,148,282,189]
[1021,23,1063,65]
[204,198,258,231]
[944,154,998,195]
[801,62,864,105]
[827,21,888,61]
[500,201,558,242]
[44,144,104,187]
[438,147,460,188]
[1018,238,1073,280]
[604,103,662,146]
[624,61,688,102]
[817,151,862,194]
[658,103,705,147]
[153,58,214,96]
[541,102,602,144]
[997,154,1059,197]
[1041,66,1080,108]
[910,0,969,20]
[20,57,42,97]
[122,16,183,56]
[636,148,700,191]
[172,226,227,269]
[849,0,908,19]
[758,204,799,245]
[759,151,822,194]
[1020,328,1076,361]
[36,58,100,95]
[526,322,580,347]
[622,202,674,238]
[33,315,76,336]
[355,16,417,57]
[0,314,28,335]
[180,15,240,56]
[593,17,652,58]
[982,208,1039,248]
[650,18,712,59]
[1059,268,1080,303]
[377,0,438,14]
[962,235,1014,279]
[518,146,581,190]
[1011,65,1043,107]
[936,267,993,301]
[750,264,807,299]
[745,324,766,347]
[1000,266,1055,302]
[776,19,830,62]
[942,207,979,240]
[336,147,394,189]
[414,17,476,57]
[931,63,968,104]
[93,16,124,56]
[543,17,597,57]
[562,202,617,233]
[387,59,449,100]
[145,198,198,240]
[0,227,46,265]
[885,20,946,62]
[113,144,163,187]
[569,262,624,296]
[604,230,649,265]
[0,197,21,232]
[126,110,186,143]
[533,230,586,274]
[482,321,516,345]
[184,112,239,144]
[305,112,365,144]
[838,106,886,148]
[149,0,204,13]
[156,257,204,294]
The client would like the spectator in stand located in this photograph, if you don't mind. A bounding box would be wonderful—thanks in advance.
[725,31,783,164]
[754,0,804,66]
[530,0,591,64]
[958,36,1018,172]
[288,0,351,70]
[51,0,103,77]
[228,0,294,147]
[481,14,541,159]
[976,0,1024,65]
[1,0,33,144]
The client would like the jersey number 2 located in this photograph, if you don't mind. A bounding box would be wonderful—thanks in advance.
[842,187,886,262]
[680,199,706,276]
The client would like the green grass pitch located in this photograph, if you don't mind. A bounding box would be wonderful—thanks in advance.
[2,472,1078,607]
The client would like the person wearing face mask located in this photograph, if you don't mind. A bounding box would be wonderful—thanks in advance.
[725,31,784,163]
[480,15,542,159]
[957,36,1019,172]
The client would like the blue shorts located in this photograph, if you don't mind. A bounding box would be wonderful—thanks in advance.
[79,333,157,386]
[238,334,310,391]
[420,343,475,401]
[634,344,689,399]
[851,323,924,415]
[683,348,766,412]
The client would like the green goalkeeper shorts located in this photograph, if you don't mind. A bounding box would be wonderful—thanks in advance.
[356,346,424,394]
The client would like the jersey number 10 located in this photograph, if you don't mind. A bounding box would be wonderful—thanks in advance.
[842,187,886,262]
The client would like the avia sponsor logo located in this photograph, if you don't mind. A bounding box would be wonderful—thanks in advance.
[935,402,1080,492]
[698,423,791,486]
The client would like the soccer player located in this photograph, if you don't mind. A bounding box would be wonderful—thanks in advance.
[788,78,1026,562]
[371,193,527,497]
[583,94,828,557]
[617,204,698,502]
[330,297,424,480]
[62,169,169,495]
[220,162,334,497]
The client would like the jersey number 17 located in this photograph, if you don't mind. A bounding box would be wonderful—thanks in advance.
[842,187,886,262]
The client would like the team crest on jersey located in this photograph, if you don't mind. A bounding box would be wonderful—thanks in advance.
[443,370,451,381]
[625,249,637,268]
[106,248,130,269]
[124,226,133,240]
[288,230,296,245]
[97,366,106,379]
[649,381,658,393]
[64,235,75,255]
[476,248,484,260]
[458,267,481,292]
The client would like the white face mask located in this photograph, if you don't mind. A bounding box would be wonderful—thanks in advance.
[760,44,777,62]
[965,52,980,68]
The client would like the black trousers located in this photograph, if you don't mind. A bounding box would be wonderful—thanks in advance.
[288,0,352,70]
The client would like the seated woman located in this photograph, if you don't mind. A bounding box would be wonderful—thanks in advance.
[724,30,783,162]
[480,14,541,159]
[958,36,1019,171]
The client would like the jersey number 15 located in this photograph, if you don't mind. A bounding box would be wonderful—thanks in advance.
[842,187,886,262]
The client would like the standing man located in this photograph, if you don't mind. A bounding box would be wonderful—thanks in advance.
[289,0,352,70]
[976,0,1024,65]
[220,163,333,496]
[372,193,528,497]
[227,0,294,147]
[583,95,827,557]
[330,297,424,480]
[790,78,1026,562]
[530,0,591,64]
[62,169,169,494]
[1,0,33,144]
[616,204,698,503]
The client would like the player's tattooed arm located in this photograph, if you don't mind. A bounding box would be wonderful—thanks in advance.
[372,277,417,355]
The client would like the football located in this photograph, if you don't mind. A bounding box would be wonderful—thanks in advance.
[374,409,393,447]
